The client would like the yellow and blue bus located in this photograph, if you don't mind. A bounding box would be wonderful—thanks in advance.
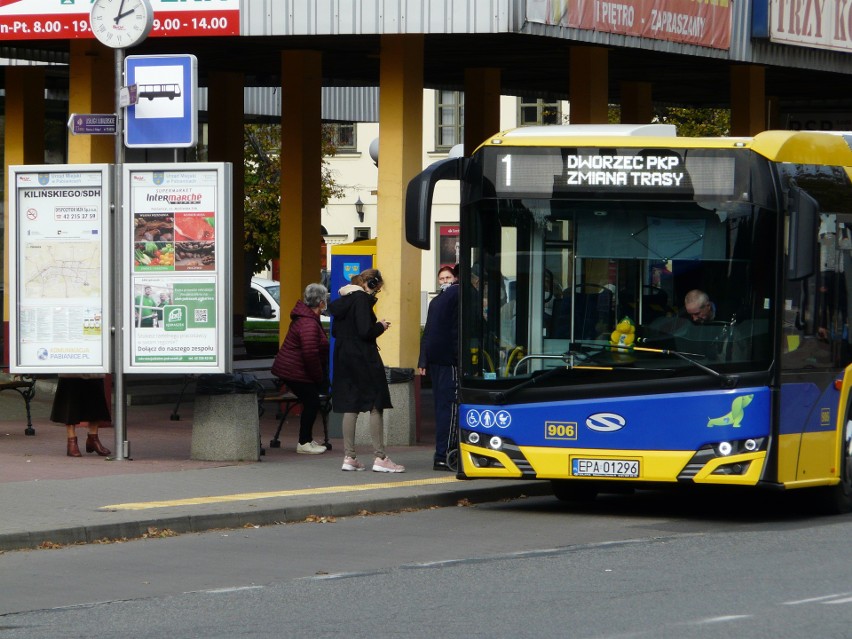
[406,124,852,512]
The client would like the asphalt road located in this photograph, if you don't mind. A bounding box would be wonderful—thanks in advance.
[1,488,851,638]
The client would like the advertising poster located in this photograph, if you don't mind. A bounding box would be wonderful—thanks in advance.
[526,0,731,50]
[438,224,460,271]
[769,0,852,54]
[8,165,111,373]
[0,0,240,41]
[124,164,231,373]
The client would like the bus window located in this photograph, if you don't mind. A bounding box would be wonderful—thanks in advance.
[463,194,773,378]
[780,165,852,370]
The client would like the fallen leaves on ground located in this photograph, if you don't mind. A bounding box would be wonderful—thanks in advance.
[305,514,337,523]
[142,526,178,538]
[37,541,64,550]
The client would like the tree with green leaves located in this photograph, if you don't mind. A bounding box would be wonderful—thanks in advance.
[600,106,731,137]
[243,123,343,275]
[654,107,730,137]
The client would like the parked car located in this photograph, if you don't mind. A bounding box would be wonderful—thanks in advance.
[244,277,282,357]
[243,277,329,358]
[248,276,281,322]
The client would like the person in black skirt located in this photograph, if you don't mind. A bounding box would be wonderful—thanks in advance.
[50,375,112,457]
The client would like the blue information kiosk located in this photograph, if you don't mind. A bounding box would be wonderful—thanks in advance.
[329,239,376,304]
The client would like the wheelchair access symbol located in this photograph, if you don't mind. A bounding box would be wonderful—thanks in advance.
[465,409,512,429]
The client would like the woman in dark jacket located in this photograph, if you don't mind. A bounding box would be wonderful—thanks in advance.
[271,283,330,454]
[327,268,404,473]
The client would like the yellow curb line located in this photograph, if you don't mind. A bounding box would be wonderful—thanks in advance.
[101,476,462,511]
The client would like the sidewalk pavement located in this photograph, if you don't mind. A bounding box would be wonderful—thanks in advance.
[0,383,552,552]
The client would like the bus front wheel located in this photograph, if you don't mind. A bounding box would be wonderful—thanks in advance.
[551,479,599,502]
[818,411,852,514]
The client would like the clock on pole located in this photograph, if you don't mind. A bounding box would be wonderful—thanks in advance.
[90,0,154,49]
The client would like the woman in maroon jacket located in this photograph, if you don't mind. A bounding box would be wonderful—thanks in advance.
[271,283,330,454]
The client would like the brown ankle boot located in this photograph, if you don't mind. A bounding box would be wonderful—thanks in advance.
[67,437,82,457]
[85,434,111,456]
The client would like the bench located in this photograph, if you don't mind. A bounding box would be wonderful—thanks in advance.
[261,379,332,450]
[168,365,333,451]
[0,377,37,436]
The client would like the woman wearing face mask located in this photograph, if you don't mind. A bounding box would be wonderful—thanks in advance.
[327,268,404,473]
[418,265,460,471]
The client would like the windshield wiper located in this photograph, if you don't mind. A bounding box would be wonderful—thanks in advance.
[569,338,738,384]
[610,343,738,387]
[488,365,568,404]
[490,349,671,404]
[488,340,737,405]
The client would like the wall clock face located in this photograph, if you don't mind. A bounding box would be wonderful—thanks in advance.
[91,0,154,49]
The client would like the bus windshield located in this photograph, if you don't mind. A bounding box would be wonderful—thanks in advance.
[462,153,776,384]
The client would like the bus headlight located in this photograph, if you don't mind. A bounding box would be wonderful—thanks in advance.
[717,441,733,456]
[489,436,503,450]
[744,438,757,452]
[468,431,480,445]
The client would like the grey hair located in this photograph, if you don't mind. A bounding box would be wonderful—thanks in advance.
[304,283,329,308]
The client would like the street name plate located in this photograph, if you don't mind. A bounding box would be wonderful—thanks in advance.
[67,113,117,135]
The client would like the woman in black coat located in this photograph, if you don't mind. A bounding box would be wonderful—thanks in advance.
[327,268,404,473]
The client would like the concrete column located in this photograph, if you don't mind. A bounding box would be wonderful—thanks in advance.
[67,40,114,164]
[621,81,653,124]
[569,46,609,124]
[730,65,766,136]
[377,34,424,369]
[5,68,45,167]
[4,67,46,361]
[464,68,501,156]
[766,96,782,130]
[207,71,247,326]
[280,51,322,330]
[191,393,260,461]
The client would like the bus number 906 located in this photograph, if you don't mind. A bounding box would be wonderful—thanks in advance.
[545,422,577,440]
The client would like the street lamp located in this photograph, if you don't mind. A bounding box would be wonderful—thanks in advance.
[355,196,364,223]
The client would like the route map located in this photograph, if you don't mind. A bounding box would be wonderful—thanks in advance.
[23,240,101,300]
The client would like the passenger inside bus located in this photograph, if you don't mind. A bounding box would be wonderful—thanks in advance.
[681,289,716,324]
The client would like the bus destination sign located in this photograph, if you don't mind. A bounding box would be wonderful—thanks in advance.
[559,153,684,188]
[492,148,736,199]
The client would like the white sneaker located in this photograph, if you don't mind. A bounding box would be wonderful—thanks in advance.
[342,456,366,471]
[372,456,405,473]
[296,441,326,455]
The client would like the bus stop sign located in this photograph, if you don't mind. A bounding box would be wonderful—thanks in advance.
[124,54,198,148]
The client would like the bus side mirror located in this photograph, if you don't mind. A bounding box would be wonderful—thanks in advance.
[405,157,465,249]
[787,186,818,280]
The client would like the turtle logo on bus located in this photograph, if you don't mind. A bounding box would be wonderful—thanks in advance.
[707,394,754,428]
